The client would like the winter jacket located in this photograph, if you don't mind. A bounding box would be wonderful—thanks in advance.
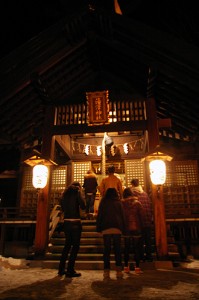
[83,173,98,194]
[131,186,152,227]
[96,196,126,234]
[61,185,86,219]
[99,174,123,199]
[122,196,144,234]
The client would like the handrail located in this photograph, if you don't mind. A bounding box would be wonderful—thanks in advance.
[0,207,36,220]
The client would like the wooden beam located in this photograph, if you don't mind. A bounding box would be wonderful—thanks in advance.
[55,136,71,160]
[52,121,147,136]
[158,118,172,128]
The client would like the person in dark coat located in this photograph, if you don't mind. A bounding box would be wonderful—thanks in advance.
[96,188,126,279]
[122,187,144,275]
[83,170,98,217]
[131,178,153,261]
[58,182,86,277]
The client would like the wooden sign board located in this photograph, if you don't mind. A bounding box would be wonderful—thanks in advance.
[86,91,109,124]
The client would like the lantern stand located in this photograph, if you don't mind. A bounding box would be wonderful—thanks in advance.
[144,149,173,260]
[24,150,57,257]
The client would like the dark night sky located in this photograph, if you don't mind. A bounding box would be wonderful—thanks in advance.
[1,0,199,59]
[0,0,91,59]
[0,0,66,58]
[0,0,198,172]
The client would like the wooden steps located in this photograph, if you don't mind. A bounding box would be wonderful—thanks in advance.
[35,219,181,270]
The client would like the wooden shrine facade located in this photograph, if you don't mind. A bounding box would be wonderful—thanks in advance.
[0,94,199,259]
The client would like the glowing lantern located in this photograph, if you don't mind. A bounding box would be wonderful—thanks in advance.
[123,143,129,154]
[84,145,90,155]
[149,159,166,185]
[32,164,48,189]
[110,145,116,156]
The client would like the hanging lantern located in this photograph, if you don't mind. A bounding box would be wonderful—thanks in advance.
[123,143,129,154]
[149,159,166,185]
[84,145,90,155]
[110,145,116,156]
[32,164,48,189]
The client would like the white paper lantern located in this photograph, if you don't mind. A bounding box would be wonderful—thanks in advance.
[32,164,48,189]
[149,159,166,185]
[123,143,129,154]
[84,145,90,155]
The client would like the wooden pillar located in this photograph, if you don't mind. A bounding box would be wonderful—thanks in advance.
[146,98,169,260]
[0,224,6,255]
[34,106,55,257]
[151,184,168,259]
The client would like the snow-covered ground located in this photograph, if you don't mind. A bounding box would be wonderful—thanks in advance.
[0,256,199,300]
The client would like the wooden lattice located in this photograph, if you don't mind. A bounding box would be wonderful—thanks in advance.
[165,160,198,186]
[72,162,91,186]
[125,159,145,188]
[51,167,67,191]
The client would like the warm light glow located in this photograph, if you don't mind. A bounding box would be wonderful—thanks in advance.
[97,145,102,156]
[110,145,116,156]
[123,143,129,154]
[84,145,90,155]
[32,164,48,189]
[149,159,166,185]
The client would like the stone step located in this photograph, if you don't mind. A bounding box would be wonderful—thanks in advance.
[49,244,105,254]
[45,220,180,270]
[50,237,104,246]
[45,253,112,261]
[29,259,158,270]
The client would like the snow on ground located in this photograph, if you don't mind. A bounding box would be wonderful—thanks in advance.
[0,256,199,300]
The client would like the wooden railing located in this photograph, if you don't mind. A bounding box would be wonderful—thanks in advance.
[165,203,199,219]
[55,100,146,126]
[0,207,36,220]
[164,185,199,219]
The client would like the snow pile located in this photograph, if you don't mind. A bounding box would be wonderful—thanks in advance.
[0,255,30,270]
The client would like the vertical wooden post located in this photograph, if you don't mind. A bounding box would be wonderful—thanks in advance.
[34,187,49,257]
[146,98,168,260]
[151,184,168,259]
[34,106,55,257]
[0,224,6,255]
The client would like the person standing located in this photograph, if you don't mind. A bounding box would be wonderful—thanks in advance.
[99,165,123,199]
[58,181,86,277]
[131,178,153,262]
[122,187,144,275]
[83,170,98,218]
[96,188,126,279]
